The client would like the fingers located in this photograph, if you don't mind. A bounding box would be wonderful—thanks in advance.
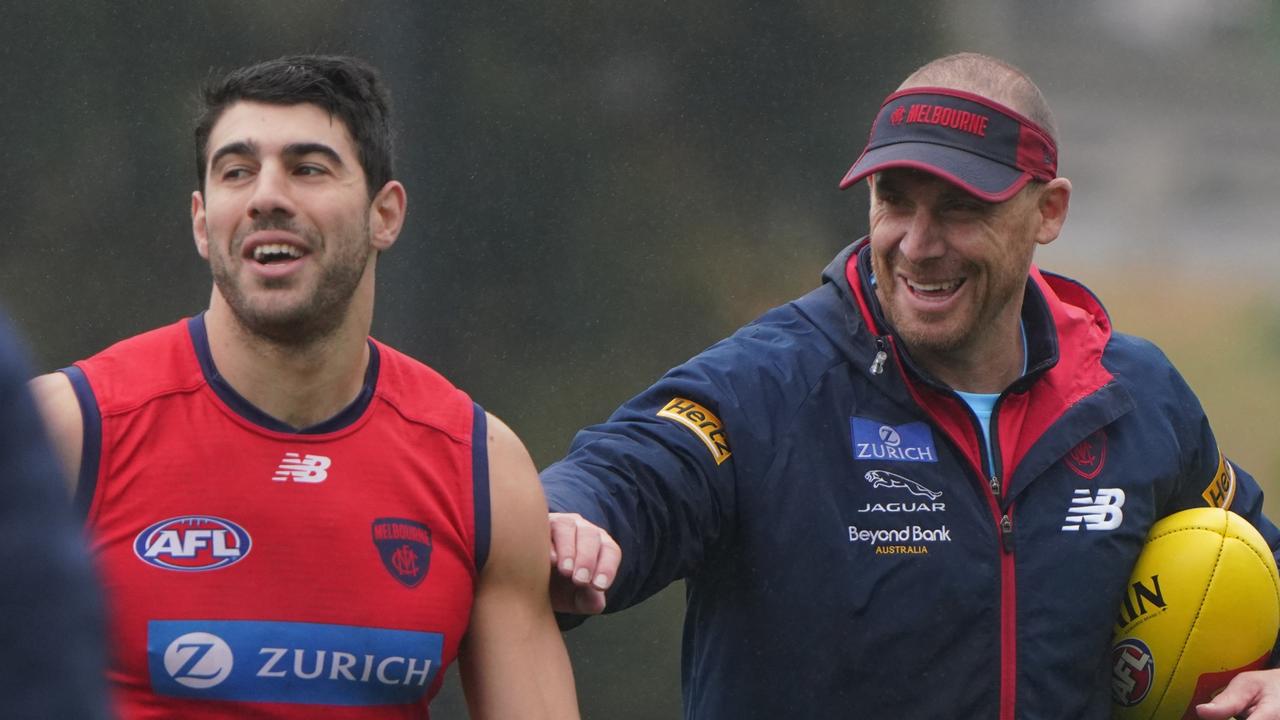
[545,509,619,594]
[592,536,621,591]
[571,520,602,585]
[549,513,579,576]
[1195,699,1240,720]
[1195,668,1280,720]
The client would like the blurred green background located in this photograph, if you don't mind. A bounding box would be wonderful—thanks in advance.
[3,2,1278,717]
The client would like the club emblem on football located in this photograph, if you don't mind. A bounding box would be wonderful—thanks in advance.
[372,518,433,588]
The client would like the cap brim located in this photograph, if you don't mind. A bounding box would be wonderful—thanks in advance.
[838,142,1031,202]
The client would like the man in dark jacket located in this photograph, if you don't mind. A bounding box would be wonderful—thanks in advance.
[0,309,109,720]
[541,52,1280,718]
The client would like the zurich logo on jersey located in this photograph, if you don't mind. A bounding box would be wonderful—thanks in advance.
[850,417,938,463]
[134,516,252,571]
[148,620,443,706]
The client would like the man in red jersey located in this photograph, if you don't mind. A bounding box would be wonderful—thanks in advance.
[29,55,578,719]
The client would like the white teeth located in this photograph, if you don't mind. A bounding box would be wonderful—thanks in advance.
[252,243,304,262]
[908,278,962,293]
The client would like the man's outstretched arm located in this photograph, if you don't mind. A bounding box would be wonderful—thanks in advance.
[461,412,579,719]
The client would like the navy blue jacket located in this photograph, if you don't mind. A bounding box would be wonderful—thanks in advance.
[542,241,1280,719]
[0,310,109,720]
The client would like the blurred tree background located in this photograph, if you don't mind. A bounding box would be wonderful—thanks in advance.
[2,1,1278,717]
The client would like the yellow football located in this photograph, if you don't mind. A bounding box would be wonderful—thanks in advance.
[1111,507,1280,719]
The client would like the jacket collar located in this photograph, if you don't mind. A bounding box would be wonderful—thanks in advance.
[819,238,1126,487]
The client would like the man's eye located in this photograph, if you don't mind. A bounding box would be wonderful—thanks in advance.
[222,167,250,180]
[946,199,987,214]
[295,165,326,176]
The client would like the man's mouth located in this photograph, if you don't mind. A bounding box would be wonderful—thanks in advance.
[251,243,305,265]
[905,277,964,298]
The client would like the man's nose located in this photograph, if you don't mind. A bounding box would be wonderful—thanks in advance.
[898,208,945,262]
[247,163,296,220]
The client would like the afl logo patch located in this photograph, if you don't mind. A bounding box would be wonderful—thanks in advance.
[134,516,252,572]
[372,518,433,588]
[1110,638,1154,706]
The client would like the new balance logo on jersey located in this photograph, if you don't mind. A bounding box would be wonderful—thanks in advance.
[272,453,331,483]
[1062,488,1126,531]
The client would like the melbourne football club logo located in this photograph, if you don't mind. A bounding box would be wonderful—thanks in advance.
[1111,639,1154,706]
[371,518,433,588]
[1065,430,1107,479]
[134,516,252,571]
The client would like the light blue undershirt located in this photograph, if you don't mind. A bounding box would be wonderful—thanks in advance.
[954,322,1029,472]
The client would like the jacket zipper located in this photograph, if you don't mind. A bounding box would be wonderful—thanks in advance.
[871,333,1018,719]
[989,406,1016,720]
[870,337,888,375]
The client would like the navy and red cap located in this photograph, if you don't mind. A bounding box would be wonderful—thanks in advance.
[839,86,1058,202]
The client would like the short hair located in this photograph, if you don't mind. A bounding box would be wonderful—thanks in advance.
[901,52,1058,142]
[194,54,394,197]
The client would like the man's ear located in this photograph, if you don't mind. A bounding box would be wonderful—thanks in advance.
[1035,177,1072,246]
[369,181,407,252]
[192,191,209,259]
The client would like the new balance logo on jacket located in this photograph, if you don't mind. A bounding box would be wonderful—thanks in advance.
[1061,488,1125,531]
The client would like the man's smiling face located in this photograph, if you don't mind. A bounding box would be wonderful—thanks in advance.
[192,100,375,344]
[867,167,1043,365]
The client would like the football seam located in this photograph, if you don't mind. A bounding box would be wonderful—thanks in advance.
[1148,524,1226,715]
[1148,521,1280,609]
[1121,524,1225,638]
[1234,533,1280,611]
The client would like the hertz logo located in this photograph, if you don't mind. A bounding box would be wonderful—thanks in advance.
[1201,453,1237,509]
[657,397,731,465]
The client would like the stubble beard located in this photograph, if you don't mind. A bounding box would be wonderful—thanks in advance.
[877,265,1029,369]
[884,298,972,358]
[872,254,973,357]
[210,221,372,348]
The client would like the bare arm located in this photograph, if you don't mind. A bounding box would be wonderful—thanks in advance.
[27,372,83,496]
[460,413,579,719]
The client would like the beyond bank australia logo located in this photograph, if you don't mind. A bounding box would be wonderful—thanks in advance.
[850,417,938,463]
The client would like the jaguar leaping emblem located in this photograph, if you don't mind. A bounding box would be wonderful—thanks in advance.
[865,470,942,500]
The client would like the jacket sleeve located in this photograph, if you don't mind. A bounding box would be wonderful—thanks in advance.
[1161,370,1280,550]
[540,300,831,617]
[541,354,743,614]
[1159,360,1280,658]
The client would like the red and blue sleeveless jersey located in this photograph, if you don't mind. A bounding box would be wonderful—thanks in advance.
[65,314,489,719]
